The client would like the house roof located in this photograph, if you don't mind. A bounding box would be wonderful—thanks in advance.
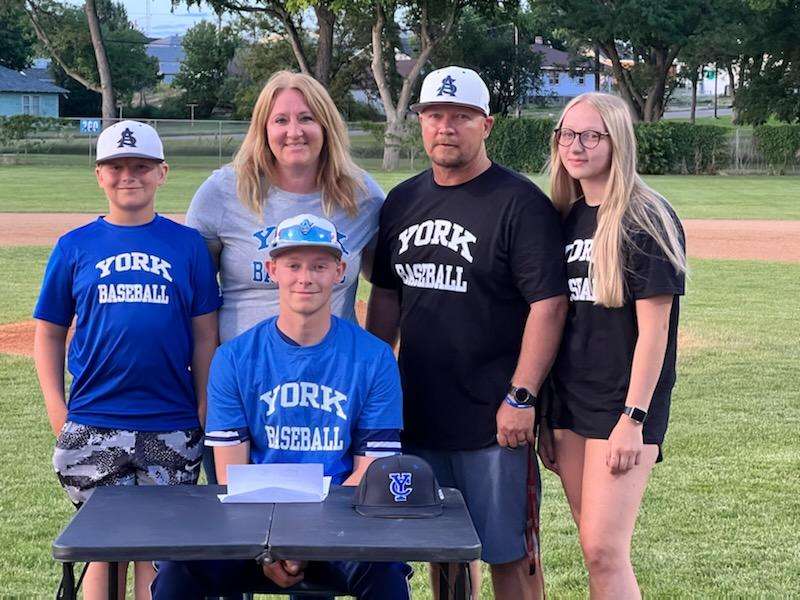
[146,36,185,68]
[532,43,590,71]
[0,65,67,94]
[21,67,57,85]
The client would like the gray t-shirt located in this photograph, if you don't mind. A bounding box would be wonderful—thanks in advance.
[186,165,385,342]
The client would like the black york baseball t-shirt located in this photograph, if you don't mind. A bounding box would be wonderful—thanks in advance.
[371,163,566,451]
[550,197,686,445]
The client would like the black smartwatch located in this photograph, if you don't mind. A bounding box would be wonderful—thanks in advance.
[507,385,537,408]
[623,405,648,424]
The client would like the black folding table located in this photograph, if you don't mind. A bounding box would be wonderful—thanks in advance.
[52,484,481,599]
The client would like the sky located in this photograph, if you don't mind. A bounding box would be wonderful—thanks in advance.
[68,0,220,39]
[121,0,220,38]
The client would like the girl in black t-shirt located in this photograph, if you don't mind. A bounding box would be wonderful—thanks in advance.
[539,92,686,598]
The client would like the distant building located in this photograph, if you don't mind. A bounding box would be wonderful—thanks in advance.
[146,35,185,84]
[0,65,67,117]
[349,53,419,116]
[531,42,610,104]
[674,65,732,97]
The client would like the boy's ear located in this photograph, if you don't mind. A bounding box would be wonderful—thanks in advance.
[158,162,169,184]
[266,259,276,279]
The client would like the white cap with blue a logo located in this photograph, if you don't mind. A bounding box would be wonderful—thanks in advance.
[269,213,344,258]
[411,66,491,116]
[96,120,164,163]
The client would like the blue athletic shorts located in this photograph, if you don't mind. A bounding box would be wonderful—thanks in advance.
[402,443,532,564]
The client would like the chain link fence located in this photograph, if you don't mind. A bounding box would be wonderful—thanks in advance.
[0,116,797,174]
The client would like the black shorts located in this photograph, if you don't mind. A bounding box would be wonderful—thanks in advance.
[547,386,670,461]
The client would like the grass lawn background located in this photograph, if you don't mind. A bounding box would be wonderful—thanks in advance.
[0,248,798,597]
[1,160,800,220]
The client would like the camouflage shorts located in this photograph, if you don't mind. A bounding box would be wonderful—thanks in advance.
[53,421,203,506]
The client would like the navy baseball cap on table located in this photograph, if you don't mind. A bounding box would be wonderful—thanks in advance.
[354,455,445,518]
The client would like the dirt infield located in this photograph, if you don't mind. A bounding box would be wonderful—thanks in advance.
[682,220,800,263]
[0,213,185,246]
[0,321,39,358]
[1,212,798,357]
[0,303,369,358]
[3,213,800,262]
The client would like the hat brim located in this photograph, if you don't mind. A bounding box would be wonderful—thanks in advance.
[268,242,343,259]
[410,100,489,116]
[96,152,165,163]
[354,503,443,519]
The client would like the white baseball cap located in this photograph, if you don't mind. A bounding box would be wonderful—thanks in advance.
[268,214,344,258]
[411,66,491,116]
[96,120,164,163]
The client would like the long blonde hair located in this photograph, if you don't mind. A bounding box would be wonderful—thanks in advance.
[549,92,687,308]
[233,70,364,217]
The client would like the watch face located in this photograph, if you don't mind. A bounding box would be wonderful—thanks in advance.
[513,388,530,403]
[625,406,647,422]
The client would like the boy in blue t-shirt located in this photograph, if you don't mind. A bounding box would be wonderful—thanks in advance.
[152,214,411,599]
[33,120,221,599]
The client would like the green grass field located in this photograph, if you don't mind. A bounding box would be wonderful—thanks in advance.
[1,162,800,220]
[1,241,798,596]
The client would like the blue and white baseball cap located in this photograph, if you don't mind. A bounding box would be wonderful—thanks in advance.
[410,66,491,116]
[268,214,343,258]
[96,120,164,163]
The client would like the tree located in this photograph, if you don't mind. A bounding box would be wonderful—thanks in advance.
[84,0,115,122]
[231,37,298,118]
[23,0,115,121]
[732,0,800,124]
[370,0,465,170]
[174,21,241,117]
[434,5,545,116]
[177,0,343,87]
[536,0,708,122]
[0,3,36,70]
[21,0,159,119]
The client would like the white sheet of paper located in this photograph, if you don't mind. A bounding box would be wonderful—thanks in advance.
[218,463,331,503]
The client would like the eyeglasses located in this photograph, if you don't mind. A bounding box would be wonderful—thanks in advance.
[554,128,610,149]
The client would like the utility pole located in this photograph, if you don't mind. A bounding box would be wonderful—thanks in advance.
[145,0,151,37]
[713,62,718,119]
[513,23,521,117]
[594,44,601,91]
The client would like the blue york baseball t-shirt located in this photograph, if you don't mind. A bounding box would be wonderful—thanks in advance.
[34,215,222,431]
[205,316,402,484]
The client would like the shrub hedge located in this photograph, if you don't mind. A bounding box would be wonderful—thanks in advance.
[753,125,800,174]
[486,117,555,173]
[485,117,731,175]
[635,121,729,175]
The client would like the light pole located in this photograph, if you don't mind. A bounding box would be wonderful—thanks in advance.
[713,63,718,119]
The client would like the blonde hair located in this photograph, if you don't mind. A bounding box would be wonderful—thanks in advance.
[548,92,687,308]
[233,70,365,217]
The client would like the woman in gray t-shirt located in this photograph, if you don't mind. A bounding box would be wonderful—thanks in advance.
[187,71,385,343]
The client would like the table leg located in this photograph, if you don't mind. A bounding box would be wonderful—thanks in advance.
[453,562,468,600]
[57,562,76,600]
[435,562,470,600]
[108,562,119,600]
[437,563,448,598]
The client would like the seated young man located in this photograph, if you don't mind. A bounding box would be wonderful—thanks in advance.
[152,214,411,599]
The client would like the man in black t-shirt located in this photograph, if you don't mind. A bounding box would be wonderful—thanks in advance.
[367,66,567,600]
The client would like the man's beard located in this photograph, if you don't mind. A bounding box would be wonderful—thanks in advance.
[430,145,467,168]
